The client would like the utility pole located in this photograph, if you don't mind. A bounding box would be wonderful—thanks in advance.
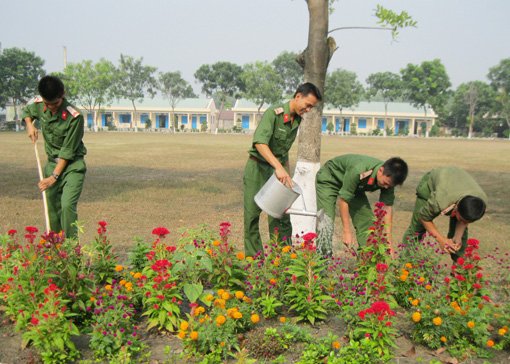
[63,46,67,69]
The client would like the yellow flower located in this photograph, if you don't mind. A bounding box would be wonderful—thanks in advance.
[280,317,286,323]
[221,292,230,300]
[217,289,225,296]
[105,285,112,291]
[119,280,127,286]
[177,331,186,339]
[467,321,475,329]
[412,312,421,322]
[180,321,189,331]
[206,294,214,301]
[130,271,134,276]
[236,252,245,260]
[115,265,123,272]
[441,336,447,342]
[125,282,133,288]
[405,263,413,269]
[213,240,220,246]
[126,286,132,292]
[246,257,254,261]
[206,249,213,255]
[233,312,243,319]
[291,253,297,259]
[332,341,341,349]
[425,305,430,309]
[251,314,260,323]
[190,331,198,340]
[235,291,244,299]
[411,299,419,306]
[498,328,507,335]
[134,272,142,279]
[433,317,442,326]
[282,246,291,253]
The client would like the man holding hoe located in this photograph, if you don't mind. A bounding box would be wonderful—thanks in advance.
[23,75,87,239]
[243,82,322,258]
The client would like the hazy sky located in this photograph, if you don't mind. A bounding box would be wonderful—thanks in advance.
[2,0,509,95]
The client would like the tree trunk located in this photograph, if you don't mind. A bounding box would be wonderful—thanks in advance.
[131,100,138,132]
[291,0,336,236]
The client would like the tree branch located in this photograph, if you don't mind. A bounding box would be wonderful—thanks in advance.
[328,26,394,34]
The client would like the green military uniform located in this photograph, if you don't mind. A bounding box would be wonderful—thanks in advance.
[23,97,87,239]
[402,166,487,261]
[315,154,395,257]
[244,101,302,257]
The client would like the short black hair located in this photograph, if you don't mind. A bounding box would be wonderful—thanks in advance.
[294,82,322,101]
[382,157,408,186]
[38,75,65,101]
[457,195,486,222]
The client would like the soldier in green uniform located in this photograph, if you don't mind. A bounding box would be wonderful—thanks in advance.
[244,83,322,257]
[402,166,487,262]
[23,75,87,239]
[315,154,408,259]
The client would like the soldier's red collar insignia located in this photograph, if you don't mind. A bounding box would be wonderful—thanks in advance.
[284,114,290,123]
[62,111,67,120]
[43,106,47,112]
[368,177,375,185]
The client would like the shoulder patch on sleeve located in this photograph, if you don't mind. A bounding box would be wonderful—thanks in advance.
[274,107,284,115]
[441,204,456,216]
[28,97,43,105]
[360,170,373,180]
[67,105,80,118]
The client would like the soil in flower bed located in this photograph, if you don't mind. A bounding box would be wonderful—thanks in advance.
[1,311,509,363]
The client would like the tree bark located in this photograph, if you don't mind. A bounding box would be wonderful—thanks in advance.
[291,0,336,236]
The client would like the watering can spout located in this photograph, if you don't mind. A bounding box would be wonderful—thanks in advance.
[285,208,318,217]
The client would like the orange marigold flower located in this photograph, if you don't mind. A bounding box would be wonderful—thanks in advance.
[119,280,127,286]
[236,252,245,260]
[190,331,198,340]
[290,253,297,259]
[125,282,133,287]
[467,321,475,329]
[90,297,96,302]
[217,289,225,296]
[213,240,220,247]
[105,285,112,291]
[115,265,123,272]
[233,312,243,319]
[433,317,442,326]
[126,286,133,292]
[487,340,495,347]
[411,299,419,306]
[419,277,425,282]
[134,272,142,279]
[400,275,408,282]
[494,313,499,318]
[178,331,186,339]
[282,246,291,253]
[412,312,421,322]
[441,336,447,342]
[499,328,507,335]
[251,314,260,323]
[405,263,413,269]
[206,294,214,301]
[332,341,341,349]
[216,315,226,325]
[180,321,189,331]
[269,278,277,285]
[220,342,226,347]
[425,285,432,290]
[199,318,205,323]
[221,292,230,300]
[235,291,244,299]
[280,317,286,323]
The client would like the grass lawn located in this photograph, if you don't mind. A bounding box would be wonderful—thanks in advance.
[1,131,509,264]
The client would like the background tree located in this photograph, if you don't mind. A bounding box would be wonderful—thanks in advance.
[488,58,510,139]
[194,61,245,132]
[400,59,451,136]
[59,58,116,132]
[325,68,364,133]
[366,71,402,131]
[0,47,46,128]
[291,1,416,235]
[241,61,284,124]
[159,71,197,132]
[114,54,157,130]
[272,50,304,97]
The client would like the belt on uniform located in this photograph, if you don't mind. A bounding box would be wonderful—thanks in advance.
[249,155,271,166]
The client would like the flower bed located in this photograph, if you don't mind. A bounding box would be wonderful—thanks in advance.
[1,204,509,363]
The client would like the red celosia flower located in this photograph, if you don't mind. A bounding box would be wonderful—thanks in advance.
[220,222,231,228]
[482,295,490,302]
[455,275,466,281]
[7,229,17,235]
[25,226,38,233]
[467,239,479,247]
[98,221,107,227]
[302,232,317,242]
[457,257,465,266]
[375,202,386,208]
[376,263,388,272]
[152,227,170,237]
[445,277,451,284]
[463,264,474,270]
[476,273,483,279]
[472,284,482,289]
[31,316,39,325]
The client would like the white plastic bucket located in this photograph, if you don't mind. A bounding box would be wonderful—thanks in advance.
[254,173,301,219]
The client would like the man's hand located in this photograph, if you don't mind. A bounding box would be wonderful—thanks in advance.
[451,236,462,251]
[26,119,38,144]
[343,231,355,252]
[275,166,293,188]
[439,237,457,254]
[38,176,56,192]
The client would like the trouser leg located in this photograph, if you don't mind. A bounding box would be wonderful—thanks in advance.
[349,194,374,249]
[315,168,340,258]
[60,167,85,239]
[402,172,431,246]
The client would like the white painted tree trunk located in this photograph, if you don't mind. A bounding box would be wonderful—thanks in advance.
[290,160,321,236]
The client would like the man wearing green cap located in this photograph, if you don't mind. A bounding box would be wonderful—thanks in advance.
[402,166,487,261]
[315,154,408,258]
[23,75,87,239]
[243,82,322,257]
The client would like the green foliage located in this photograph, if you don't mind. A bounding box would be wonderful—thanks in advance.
[91,222,118,283]
[257,295,283,318]
[430,124,440,136]
[244,327,289,360]
[372,125,382,136]
[374,5,417,39]
[194,61,245,101]
[0,47,46,112]
[325,69,364,113]
[272,50,304,96]
[350,122,357,135]
[241,61,284,116]
[128,237,152,273]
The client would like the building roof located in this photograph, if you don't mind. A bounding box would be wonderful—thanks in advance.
[105,97,214,110]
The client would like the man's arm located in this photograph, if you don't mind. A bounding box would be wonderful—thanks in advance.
[451,219,469,251]
[25,117,38,144]
[38,158,69,192]
[254,143,293,187]
[338,198,354,251]
[418,216,456,253]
